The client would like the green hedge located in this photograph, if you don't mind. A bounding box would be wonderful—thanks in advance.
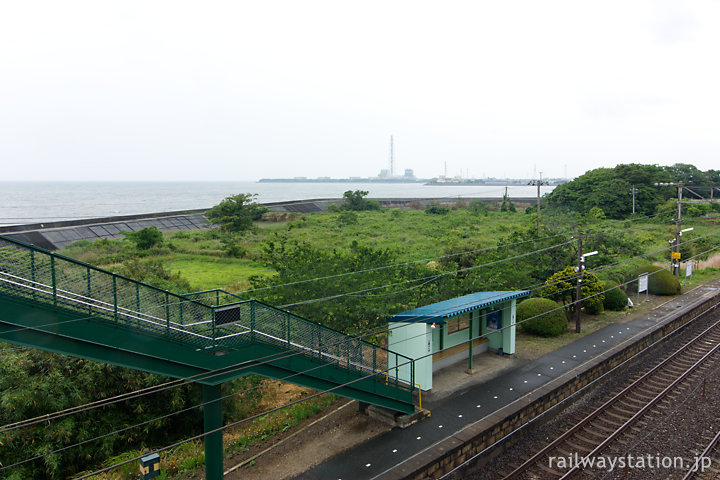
[517,298,568,337]
[603,282,629,311]
[628,265,681,296]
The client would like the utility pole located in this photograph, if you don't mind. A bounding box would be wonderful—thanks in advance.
[529,172,547,235]
[673,183,683,278]
[575,234,583,334]
[632,185,636,214]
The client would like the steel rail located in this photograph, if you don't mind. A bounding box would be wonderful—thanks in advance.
[559,339,720,479]
[681,429,720,480]
[503,311,720,479]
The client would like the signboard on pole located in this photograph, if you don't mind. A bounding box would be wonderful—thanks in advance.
[686,261,693,278]
[672,252,682,259]
[638,273,649,304]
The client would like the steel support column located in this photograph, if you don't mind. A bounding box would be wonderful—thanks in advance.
[202,383,223,480]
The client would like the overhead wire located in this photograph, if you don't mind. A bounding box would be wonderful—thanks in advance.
[5,231,717,475]
[67,257,699,480]
[0,217,711,433]
[0,217,706,431]
[1,215,715,474]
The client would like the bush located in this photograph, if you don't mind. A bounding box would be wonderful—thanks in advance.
[326,203,340,212]
[122,226,163,250]
[221,234,247,258]
[341,190,380,211]
[603,282,628,311]
[628,265,681,295]
[469,200,489,216]
[583,296,604,314]
[206,193,268,233]
[116,259,191,293]
[517,298,568,337]
[337,211,358,226]
[425,204,450,215]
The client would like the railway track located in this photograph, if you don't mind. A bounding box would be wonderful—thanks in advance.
[500,313,720,480]
[681,429,720,480]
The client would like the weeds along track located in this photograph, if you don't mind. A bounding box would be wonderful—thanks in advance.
[500,310,720,480]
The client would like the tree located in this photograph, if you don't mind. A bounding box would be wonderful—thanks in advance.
[249,236,439,333]
[0,349,199,479]
[122,226,163,250]
[341,190,380,211]
[541,266,604,319]
[500,193,516,212]
[206,193,268,233]
[546,164,675,218]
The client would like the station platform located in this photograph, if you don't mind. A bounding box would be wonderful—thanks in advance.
[294,281,720,480]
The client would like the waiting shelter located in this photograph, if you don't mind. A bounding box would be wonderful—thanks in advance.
[387,291,529,391]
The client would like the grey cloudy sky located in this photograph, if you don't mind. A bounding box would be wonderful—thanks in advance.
[2,1,719,181]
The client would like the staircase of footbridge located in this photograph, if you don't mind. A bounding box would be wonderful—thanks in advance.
[0,234,416,479]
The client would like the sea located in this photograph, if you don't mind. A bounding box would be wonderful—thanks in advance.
[0,181,555,227]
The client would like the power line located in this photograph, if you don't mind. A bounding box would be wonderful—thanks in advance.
[1,218,705,430]
[67,261,693,480]
[5,248,716,477]
[0,218,708,432]
[1,219,714,475]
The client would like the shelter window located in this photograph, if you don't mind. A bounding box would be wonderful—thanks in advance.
[486,310,501,330]
[447,314,470,334]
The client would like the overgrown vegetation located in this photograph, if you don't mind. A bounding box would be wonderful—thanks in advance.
[6,162,720,478]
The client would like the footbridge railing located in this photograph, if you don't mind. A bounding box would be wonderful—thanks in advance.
[0,235,414,390]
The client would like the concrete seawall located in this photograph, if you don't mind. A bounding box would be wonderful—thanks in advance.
[0,197,536,250]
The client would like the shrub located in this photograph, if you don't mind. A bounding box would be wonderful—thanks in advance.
[469,200,489,216]
[221,234,247,258]
[425,204,450,215]
[584,296,604,315]
[122,226,163,250]
[517,298,568,337]
[326,203,340,212]
[628,265,681,295]
[337,211,358,226]
[206,193,268,233]
[341,190,380,211]
[116,259,191,293]
[603,282,628,311]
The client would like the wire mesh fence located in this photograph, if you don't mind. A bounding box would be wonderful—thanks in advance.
[0,235,413,389]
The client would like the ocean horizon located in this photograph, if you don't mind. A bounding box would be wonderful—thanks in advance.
[1,181,555,226]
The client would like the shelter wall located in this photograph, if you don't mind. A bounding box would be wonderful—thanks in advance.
[388,322,433,390]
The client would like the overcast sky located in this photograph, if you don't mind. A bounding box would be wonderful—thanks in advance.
[2,1,719,182]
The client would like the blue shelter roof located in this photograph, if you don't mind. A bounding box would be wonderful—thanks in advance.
[388,291,530,324]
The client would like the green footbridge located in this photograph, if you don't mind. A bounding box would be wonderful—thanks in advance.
[0,235,416,479]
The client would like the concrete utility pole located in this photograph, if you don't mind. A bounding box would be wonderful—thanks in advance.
[673,183,683,278]
[632,185,636,214]
[574,234,598,334]
[529,173,547,235]
[575,234,583,334]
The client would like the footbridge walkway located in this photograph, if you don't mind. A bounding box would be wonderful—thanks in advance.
[0,234,416,479]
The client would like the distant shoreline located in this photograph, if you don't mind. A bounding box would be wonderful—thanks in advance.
[258,178,426,183]
[259,178,568,186]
